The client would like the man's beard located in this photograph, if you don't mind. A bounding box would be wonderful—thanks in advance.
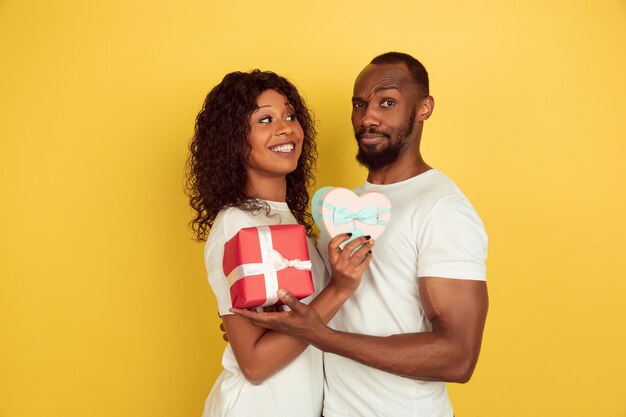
[355,110,416,171]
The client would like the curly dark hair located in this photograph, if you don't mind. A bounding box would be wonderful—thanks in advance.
[185,70,317,241]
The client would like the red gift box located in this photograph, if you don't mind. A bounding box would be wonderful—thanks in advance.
[223,224,315,309]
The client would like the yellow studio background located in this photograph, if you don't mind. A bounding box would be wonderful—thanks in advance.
[1,1,624,416]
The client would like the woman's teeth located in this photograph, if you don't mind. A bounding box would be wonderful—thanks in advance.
[270,143,294,152]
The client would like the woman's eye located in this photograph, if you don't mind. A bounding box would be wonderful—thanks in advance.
[286,114,297,121]
[381,100,395,108]
[353,102,364,109]
[259,116,272,123]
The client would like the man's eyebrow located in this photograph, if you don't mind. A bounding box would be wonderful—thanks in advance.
[352,86,399,101]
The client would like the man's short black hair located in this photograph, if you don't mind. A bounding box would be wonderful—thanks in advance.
[371,52,429,96]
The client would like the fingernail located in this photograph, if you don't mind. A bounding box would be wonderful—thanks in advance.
[369,239,375,246]
[346,233,352,237]
[364,235,371,240]
[368,250,372,254]
[277,288,287,298]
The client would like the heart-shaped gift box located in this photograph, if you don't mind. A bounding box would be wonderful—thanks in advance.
[312,186,392,246]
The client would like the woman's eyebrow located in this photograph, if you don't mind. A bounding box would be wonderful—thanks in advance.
[254,101,291,111]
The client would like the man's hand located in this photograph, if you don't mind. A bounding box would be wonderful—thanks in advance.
[219,321,228,342]
[219,305,283,342]
[230,289,328,343]
[227,233,373,341]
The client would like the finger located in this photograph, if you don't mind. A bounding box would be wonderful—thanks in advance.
[229,308,258,319]
[219,321,229,342]
[329,232,353,249]
[228,309,278,331]
[276,288,308,315]
[229,307,285,322]
[341,235,372,258]
[328,233,353,263]
[353,249,373,275]
[348,239,375,265]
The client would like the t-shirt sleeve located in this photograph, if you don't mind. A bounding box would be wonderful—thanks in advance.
[417,196,488,281]
[205,209,259,316]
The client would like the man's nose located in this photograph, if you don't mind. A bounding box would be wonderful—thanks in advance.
[360,107,381,128]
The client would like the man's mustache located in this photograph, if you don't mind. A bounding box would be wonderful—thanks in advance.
[354,127,391,140]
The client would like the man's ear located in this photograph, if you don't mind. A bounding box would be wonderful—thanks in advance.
[417,96,435,122]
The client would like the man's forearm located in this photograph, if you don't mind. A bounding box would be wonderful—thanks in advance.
[307,327,480,383]
[232,279,487,383]
[308,278,488,383]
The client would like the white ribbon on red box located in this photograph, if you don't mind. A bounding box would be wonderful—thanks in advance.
[226,226,312,306]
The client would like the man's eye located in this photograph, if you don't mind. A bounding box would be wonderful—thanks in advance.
[353,102,365,109]
[259,116,272,123]
[381,100,395,108]
[286,114,297,121]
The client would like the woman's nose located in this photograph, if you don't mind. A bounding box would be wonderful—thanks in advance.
[276,119,294,135]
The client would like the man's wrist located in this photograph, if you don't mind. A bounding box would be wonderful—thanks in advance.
[306,320,338,351]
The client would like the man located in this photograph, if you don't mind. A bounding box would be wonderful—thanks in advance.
[233,52,489,417]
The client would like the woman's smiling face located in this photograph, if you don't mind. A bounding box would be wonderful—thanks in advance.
[245,89,304,181]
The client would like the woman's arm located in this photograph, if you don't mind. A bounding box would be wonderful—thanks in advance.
[225,233,373,384]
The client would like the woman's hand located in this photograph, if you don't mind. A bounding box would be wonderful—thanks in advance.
[327,233,374,296]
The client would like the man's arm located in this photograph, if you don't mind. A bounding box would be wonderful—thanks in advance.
[222,234,373,385]
[231,276,488,383]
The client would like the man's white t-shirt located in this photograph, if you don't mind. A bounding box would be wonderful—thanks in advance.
[320,169,488,417]
[201,201,328,417]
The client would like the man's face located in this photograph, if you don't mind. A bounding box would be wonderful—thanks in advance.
[351,63,422,171]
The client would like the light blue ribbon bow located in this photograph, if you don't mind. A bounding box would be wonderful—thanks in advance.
[332,205,381,226]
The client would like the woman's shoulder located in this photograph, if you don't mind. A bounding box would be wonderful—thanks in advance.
[212,204,287,242]
[209,207,257,242]
[219,205,258,224]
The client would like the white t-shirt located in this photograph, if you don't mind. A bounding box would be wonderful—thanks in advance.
[202,201,328,417]
[320,169,488,417]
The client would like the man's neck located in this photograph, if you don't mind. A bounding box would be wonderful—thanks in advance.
[366,153,431,185]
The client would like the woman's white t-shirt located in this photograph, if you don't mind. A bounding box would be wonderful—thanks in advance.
[201,201,328,417]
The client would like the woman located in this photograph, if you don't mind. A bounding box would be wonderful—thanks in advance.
[185,70,373,417]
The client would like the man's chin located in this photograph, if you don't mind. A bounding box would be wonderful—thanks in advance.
[356,148,398,171]
[357,141,387,155]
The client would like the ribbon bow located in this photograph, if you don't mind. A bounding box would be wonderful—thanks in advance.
[226,249,312,287]
[332,205,380,226]
[268,249,312,271]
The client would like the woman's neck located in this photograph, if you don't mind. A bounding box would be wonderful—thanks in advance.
[244,173,287,202]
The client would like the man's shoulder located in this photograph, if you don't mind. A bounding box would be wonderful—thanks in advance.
[388,170,467,205]
[419,169,464,194]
